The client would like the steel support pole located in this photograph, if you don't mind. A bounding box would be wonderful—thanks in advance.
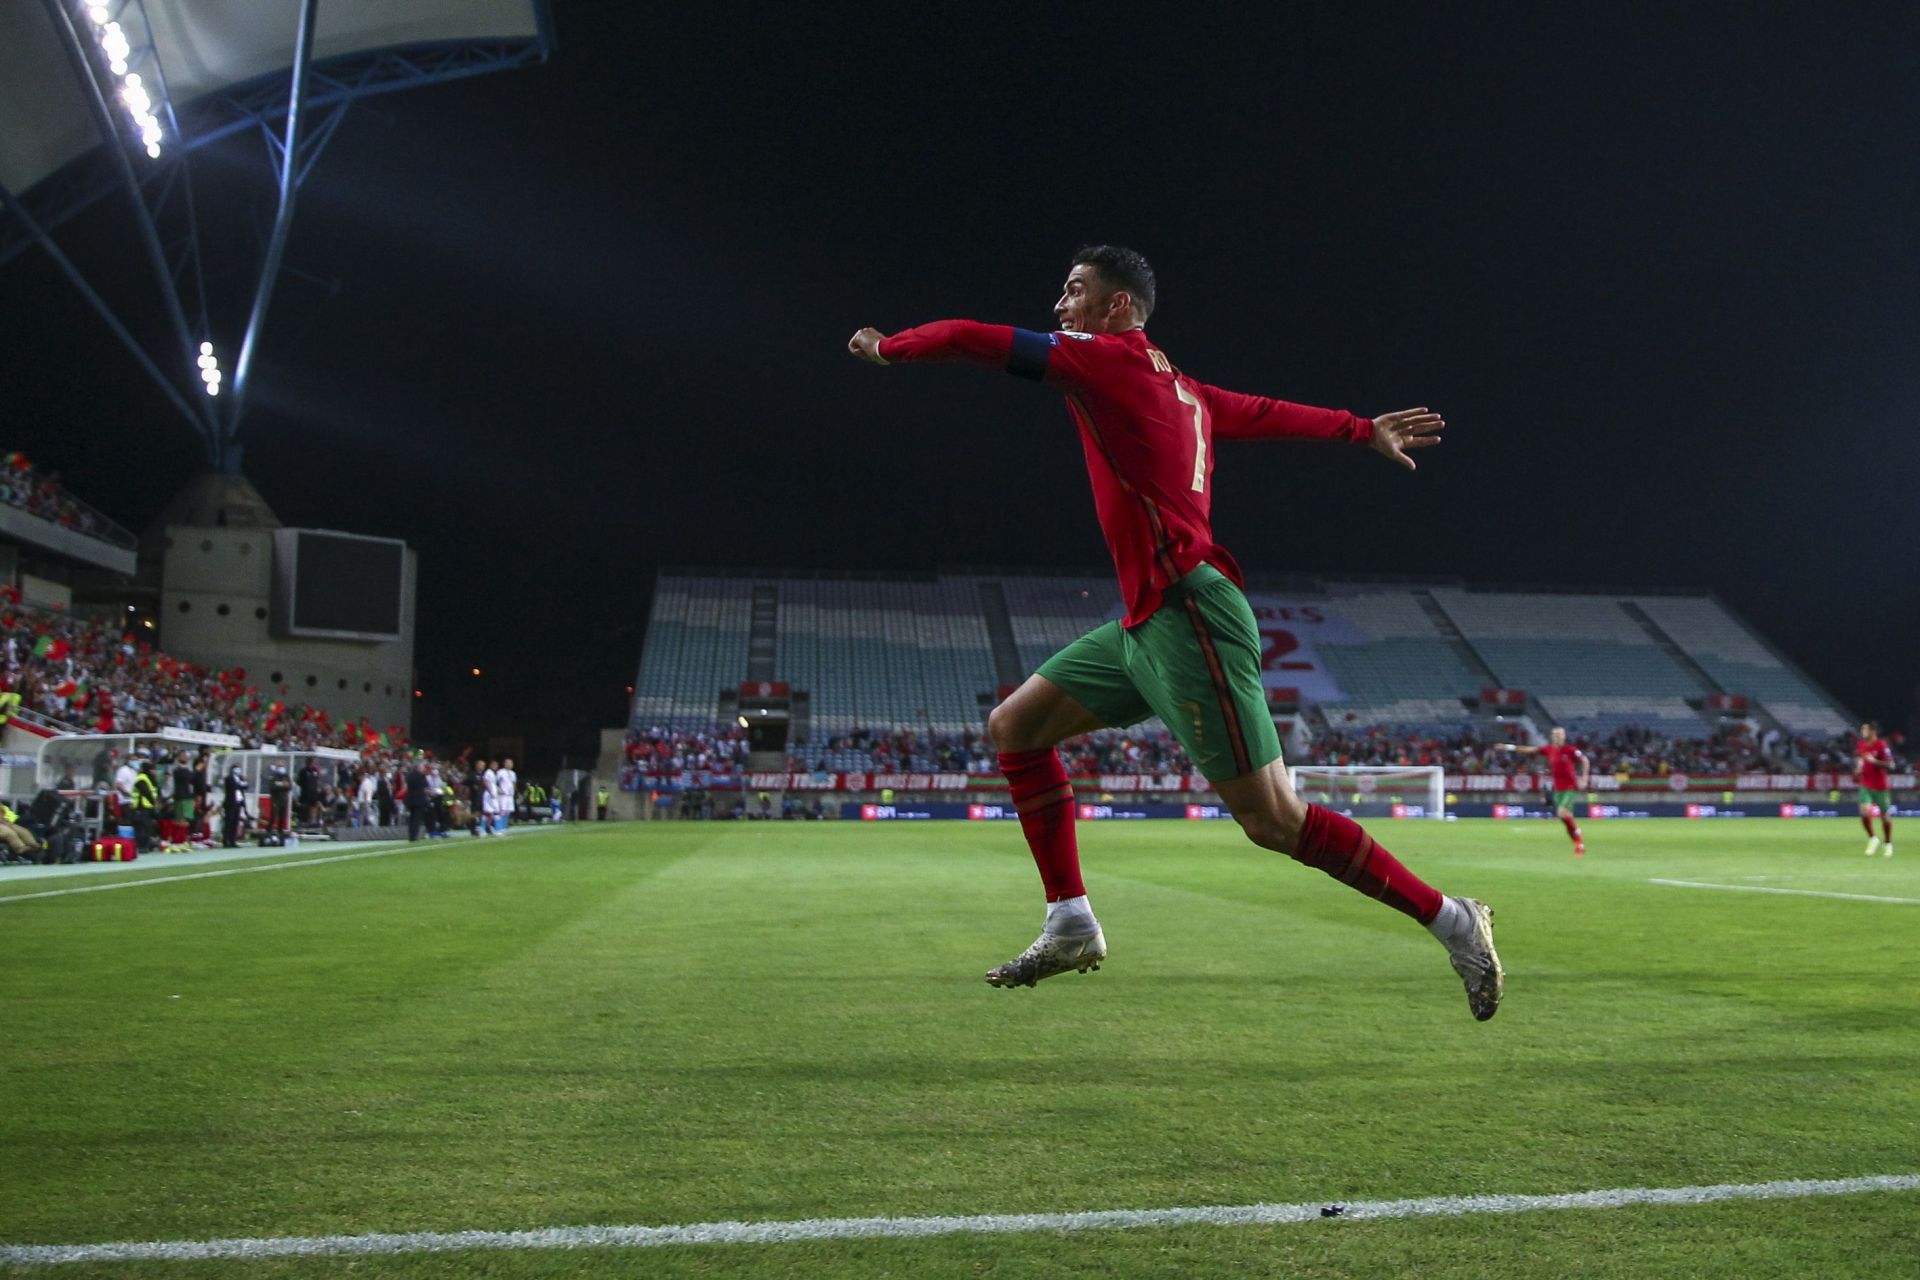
[0,178,214,443]
[220,0,319,472]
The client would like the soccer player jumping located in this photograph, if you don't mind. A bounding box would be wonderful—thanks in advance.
[847,246,1503,1020]
[1497,727,1590,855]
[1856,721,1894,857]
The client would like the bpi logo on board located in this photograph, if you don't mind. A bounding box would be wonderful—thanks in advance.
[1184,804,1225,820]
[967,804,1008,820]
[1779,803,1807,818]
[1491,804,1522,819]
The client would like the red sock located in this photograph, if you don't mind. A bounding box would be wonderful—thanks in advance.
[1293,804,1443,924]
[1863,813,1876,836]
[998,749,1084,902]
[1561,814,1581,843]
[1883,815,1894,842]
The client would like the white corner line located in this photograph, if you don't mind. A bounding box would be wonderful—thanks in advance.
[0,827,565,905]
[1649,878,1920,905]
[2,1174,1915,1265]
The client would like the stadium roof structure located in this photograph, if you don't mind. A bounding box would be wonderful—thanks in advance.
[0,0,554,472]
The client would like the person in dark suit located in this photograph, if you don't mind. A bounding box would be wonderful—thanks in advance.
[404,757,431,842]
[220,767,249,849]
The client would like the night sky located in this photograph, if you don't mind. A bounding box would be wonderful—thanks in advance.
[4,5,1916,763]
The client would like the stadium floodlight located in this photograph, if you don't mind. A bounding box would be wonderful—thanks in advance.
[198,340,221,395]
[79,4,168,161]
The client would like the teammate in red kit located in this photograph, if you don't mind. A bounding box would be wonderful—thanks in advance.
[848,245,1503,1021]
[1855,721,1895,857]
[1497,728,1590,855]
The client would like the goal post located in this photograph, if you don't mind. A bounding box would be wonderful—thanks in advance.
[1287,764,1446,819]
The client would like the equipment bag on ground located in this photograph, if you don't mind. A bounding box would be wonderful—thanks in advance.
[89,836,137,862]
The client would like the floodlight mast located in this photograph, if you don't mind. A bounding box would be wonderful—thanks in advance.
[3,2,553,473]
[41,0,216,454]
[217,0,320,475]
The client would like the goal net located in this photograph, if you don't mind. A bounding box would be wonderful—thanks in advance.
[1287,764,1446,819]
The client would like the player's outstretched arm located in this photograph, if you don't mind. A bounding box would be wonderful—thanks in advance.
[845,320,1025,369]
[1496,743,1541,756]
[1367,408,1447,471]
[1195,386,1444,470]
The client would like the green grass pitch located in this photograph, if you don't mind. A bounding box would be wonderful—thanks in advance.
[3,818,1916,1277]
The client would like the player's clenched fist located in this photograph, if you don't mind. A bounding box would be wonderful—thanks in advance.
[847,327,889,364]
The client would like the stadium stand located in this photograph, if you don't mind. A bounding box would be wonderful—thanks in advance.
[0,452,134,549]
[1427,589,1708,737]
[629,577,754,728]
[1313,587,1480,732]
[630,571,1871,771]
[997,575,1116,678]
[1630,595,1851,736]
[0,591,400,751]
[777,577,996,735]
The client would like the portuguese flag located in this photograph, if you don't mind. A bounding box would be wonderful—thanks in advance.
[32,635,69,662]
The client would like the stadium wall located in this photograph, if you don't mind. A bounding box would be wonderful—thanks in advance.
[157,525,416,733]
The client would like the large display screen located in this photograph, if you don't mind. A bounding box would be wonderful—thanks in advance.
[272,529,406,641]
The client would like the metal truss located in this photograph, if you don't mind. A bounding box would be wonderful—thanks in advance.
[0,0,554,469]
[0,35,552,271]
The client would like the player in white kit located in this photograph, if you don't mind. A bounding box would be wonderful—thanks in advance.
[492,758,518,835]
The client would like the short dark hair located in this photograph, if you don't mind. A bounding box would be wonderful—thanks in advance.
[1071,244,1156,321]
[1863,720,1879,734]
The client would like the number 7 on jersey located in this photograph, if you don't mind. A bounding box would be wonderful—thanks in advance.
[1175,382,1206,493]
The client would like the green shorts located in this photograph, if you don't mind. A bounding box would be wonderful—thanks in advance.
[1859,788,1892,812]
[1550,790,1581,813]
[174,799,196,822]
[1036,563,1282,783]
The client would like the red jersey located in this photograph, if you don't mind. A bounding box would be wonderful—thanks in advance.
[1541,743,1584,790]
[1857,737,1893,791]
[876,321,1374,625]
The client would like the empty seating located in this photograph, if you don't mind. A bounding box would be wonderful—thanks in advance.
[1429,590,1708,733]
[630,578,753,728]
[1632,596,1849,735]
[773,578,996,735]
[631,574,1855,742]
[998,576,1117,675]
[1312,588,1478,730]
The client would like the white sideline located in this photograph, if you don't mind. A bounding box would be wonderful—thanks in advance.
[1650,878,1920,905]
[0,827,561,904]
[2,1174,1914,1265]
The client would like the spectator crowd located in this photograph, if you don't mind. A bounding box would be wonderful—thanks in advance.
[0,452,131,547]
[625,718,1906,786]
[0,588,405,752]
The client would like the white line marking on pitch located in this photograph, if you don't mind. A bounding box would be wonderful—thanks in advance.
[0,829,561,905]
[1650,878,1920,905]
[2,1174,1914,1265]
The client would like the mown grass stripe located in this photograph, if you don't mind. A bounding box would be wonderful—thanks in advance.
[0,828,562,904]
